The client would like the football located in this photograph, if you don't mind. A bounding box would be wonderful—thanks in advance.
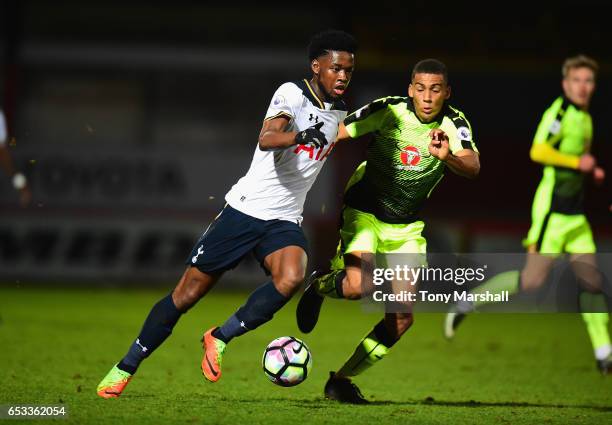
[262,336,312,387]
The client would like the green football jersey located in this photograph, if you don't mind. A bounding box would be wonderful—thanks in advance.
[343,97,477,224]
[531,96,592,215]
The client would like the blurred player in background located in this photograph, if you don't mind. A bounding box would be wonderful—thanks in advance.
[97,30,357,398]
[296,59,480,403]
[0,108,31,206]
[445,55,611,374]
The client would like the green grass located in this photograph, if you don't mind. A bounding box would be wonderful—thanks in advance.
[0,287,611,424]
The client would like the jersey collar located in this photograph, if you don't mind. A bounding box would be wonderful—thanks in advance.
[303,79,325,109]
[562,95,582,111]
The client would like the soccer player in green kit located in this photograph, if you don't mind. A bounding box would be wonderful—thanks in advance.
[445,55,611,374]
[296,59,480,403]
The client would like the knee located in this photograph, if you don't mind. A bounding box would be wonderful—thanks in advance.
[272,268,305,297]
[174,272,209,311]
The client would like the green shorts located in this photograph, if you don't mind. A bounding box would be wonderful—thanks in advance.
[524,212,596,254]
[330,206,427,270]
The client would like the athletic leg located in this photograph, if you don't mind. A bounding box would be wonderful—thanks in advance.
[565,216,611,373]
[97,267,219,397]
[203,246,306,382]
[213,245,307,344]
[98,204,257,395]
[297,206,380,333]
[571,253,612,372]
[325,227,424,404]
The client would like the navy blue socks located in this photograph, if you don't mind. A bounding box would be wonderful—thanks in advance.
[118,293,182,374]
[213,281,289,344]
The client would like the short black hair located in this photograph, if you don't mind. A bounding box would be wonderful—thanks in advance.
[308,29,357,62]
[411,59,448,83]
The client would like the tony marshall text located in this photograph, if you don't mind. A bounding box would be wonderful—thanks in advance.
[372,290,509,303]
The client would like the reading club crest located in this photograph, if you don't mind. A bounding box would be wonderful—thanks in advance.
[401,146,421,166]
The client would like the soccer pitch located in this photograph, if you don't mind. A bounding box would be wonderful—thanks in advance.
[0,287,610,424]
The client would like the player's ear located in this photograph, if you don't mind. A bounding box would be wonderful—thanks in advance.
[445,85,451,100]
[408,83,414,97]
[311,59,320,76]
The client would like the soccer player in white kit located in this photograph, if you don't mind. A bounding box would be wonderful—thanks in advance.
[97,30,357,398]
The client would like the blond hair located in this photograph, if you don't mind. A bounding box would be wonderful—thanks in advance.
[562,55,599,78]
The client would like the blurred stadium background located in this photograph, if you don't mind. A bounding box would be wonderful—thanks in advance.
[1,2,611,423]
[1,1,611,286]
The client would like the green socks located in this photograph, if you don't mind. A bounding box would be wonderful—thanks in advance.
[337,320,396,377]
[314,270,346,298]
[580,293,611,360]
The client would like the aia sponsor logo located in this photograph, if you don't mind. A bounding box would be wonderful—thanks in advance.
[294,142,335,161]
[397,145,424,171]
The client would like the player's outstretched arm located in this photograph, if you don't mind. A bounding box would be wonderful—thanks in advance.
[335,122,354,143]
[428,129,480,179]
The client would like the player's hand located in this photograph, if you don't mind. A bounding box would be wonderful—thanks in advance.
[578,154,596,173]
[428,129,450,161]
[593,166,605,185]
[295,122,328,149]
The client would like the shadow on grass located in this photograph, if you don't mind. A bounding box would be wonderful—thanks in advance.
[367,397,612,412]
[234,396,612,412]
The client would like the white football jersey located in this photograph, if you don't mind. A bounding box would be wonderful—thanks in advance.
[225,80,348,223]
